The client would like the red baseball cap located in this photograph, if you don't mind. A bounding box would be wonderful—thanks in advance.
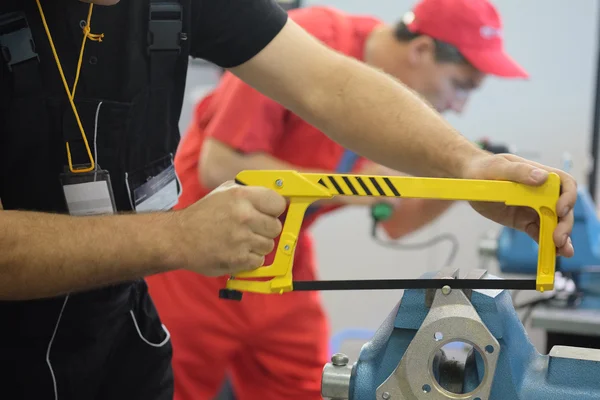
[404,0,529,78]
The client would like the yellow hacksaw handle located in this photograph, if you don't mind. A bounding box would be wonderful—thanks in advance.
[225,170,560,295]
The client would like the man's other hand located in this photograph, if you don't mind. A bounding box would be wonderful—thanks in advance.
[173,181,286,276]
[462,153,576,257]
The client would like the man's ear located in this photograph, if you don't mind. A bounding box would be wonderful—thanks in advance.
[406,36,436,67]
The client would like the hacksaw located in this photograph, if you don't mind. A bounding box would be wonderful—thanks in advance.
[219,170,561,300]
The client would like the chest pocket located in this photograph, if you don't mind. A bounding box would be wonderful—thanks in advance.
[0,2,188,213]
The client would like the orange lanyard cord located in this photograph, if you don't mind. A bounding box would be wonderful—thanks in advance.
[72,5,104,99]
[35,1,104,173]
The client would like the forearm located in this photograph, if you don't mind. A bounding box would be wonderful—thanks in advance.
[200,142,368,206]
[381,199,455,239]
[201,149,313,190]
[0,210,178,300]
[232,20,487,178]
[303,58,485,178]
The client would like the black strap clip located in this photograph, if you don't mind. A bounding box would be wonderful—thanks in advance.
[0,12,39,72]
[147,2,186,54]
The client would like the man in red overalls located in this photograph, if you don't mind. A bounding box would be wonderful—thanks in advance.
[146,1,528,399]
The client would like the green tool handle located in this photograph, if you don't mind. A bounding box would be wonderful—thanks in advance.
[371,202,394,222]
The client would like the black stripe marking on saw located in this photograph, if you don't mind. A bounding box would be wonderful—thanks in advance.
[356,177,373,195]
[318,178,328,188]
[292,279,536,291]
[369,177,386,195]
[383,177,401,196]
[327,176,344,194]
[342,176,359,195]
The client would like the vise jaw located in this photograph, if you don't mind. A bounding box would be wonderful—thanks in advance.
[321,268,600,400]
[375,268,499,400]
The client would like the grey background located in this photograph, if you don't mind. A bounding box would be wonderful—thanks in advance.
[179,0,600,359]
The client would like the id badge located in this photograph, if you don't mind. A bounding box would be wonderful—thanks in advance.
[125,155,180,213]
[133,165,179,212]
[60,169,117,216]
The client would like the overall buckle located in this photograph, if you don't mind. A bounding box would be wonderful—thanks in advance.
[148,2,185,54]
[0,12,39,72]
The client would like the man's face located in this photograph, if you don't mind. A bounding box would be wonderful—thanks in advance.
[412,61,485,114]
[381,35,486,114]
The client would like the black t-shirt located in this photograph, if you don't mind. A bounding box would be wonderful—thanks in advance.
[191,0,289,68]
[0,0,290,335]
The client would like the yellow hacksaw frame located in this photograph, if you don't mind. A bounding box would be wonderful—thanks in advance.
[225,170,561,295]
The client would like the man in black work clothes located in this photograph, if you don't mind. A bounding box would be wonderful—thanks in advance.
[0,0,577,399]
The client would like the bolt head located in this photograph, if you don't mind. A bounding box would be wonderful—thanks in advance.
[284,244,290,251]
[442,285,452,295]
[275,179,283,187]
[382,392,391,399]
[331,353,349,366]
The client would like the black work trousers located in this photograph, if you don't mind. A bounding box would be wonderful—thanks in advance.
[0,280,173,400]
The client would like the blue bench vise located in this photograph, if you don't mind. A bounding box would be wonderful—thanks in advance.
[321,268,600,400]
[481,186,600,307]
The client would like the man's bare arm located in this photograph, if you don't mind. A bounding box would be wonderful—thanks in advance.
[230,19,486,179]
[200,138,314,189]
[0,180,287,301]
[355,163,455,238]
[200,138,385,207]
[0,210,177,301]
[381,199,455,240]
[227,17,578,259]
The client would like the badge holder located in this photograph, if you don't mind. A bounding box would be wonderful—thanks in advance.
[60,165,117,216]
[125,154,180,213]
